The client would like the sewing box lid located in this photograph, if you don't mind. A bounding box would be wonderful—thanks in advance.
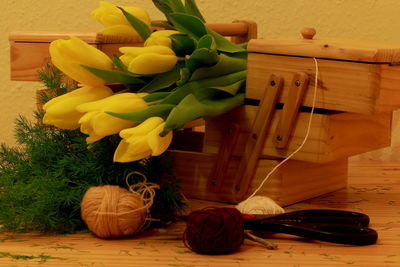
[248,28,400,64]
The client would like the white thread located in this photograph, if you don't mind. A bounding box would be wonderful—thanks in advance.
[245,57,319,200]
[236,195,285,215]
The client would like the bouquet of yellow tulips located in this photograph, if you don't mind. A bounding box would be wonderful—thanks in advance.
[43,0,247,163]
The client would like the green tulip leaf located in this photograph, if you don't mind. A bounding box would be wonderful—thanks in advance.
[81,64,146,85]
[151,21,176,30]
[190,54,247,81]
[191,70,247,89]
[142,92,171,102]
[211,79,245,95]
[176,67,191,86]
[107,104,175,123]
[139,64,181,92]
[160,70,246,105]
[197,34,216,50]
[185,0,206,22]
[163,92,245,133]
[193,80,245,99]
[159,83,192,105]
[118,7,152,40]
[207,28,246,53]
[170,34,196,57]
[168,0,187,13]
[152,0,173,16]
[239,42,248,50]
[112,55,129,72]
[186,48,219,74]
[168,13,207,40]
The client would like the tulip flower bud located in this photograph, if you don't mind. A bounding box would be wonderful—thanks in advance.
[145,30,195,57]
[144,30,180,48]
[92,1,151,38]
[113,117,173,162]
[42,85,114,130]
[76,93,148,144]
[119,46,178,74]
[49,36,113,86]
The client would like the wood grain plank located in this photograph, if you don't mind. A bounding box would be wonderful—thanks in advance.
[0,161,398,267]
[248,38,400,63]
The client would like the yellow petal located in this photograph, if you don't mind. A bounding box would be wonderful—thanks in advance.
[91,112,135,137]
[86,132,104,144]
[122,6,151,26]
[92,1,151,28]
[144,30,180,47]
[119,46,175,57]
[150,30,180,38]
[45,86,113,115]
[99,25,141,38]
[119,117,164,138]
[119,54,134,67]
[76,93,147,112]
[79,111,97,134]
[42,114,80,130]
[49,37,113,85]
[147,123,173,156]
[128,54,177,74]
[92,1,122,26]
[51,37,113,69]
[113,139,151,162]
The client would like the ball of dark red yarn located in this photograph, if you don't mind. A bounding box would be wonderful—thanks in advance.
[183,207,245,255]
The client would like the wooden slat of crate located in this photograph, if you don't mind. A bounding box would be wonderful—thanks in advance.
[246,53,387,114]
[377,64,400,112]
[203,105,392,163]
[170,150,347,205]
[248,38,400,63]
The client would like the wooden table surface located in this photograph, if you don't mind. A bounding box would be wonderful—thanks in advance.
[0,161,399,267]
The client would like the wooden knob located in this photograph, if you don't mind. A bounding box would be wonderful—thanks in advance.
[301,28,316,39]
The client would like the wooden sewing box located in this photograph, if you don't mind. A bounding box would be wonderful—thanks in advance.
[9,23,400,206]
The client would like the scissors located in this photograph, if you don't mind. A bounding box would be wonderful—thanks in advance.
[243,209,378,245]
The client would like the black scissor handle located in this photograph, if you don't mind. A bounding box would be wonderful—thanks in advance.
[243,209,378,245]
[250,221,378,245]
[251,209,370,226]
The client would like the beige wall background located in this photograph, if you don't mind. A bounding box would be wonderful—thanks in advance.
[2,0,400,160]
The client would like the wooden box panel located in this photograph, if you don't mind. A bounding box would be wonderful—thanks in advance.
[247,38,400,115]
[170,150,347,205]
[203,105,392,163]
[246,53,386,114]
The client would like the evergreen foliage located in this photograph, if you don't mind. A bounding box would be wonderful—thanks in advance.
[0,65,185,233]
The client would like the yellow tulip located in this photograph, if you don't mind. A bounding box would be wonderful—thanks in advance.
[113,117,173,162]
[76,93,148,144]
[42,85,114,130]
[119,46,177,74]
[144,30,180,48]
[50,36,113,86]
[91,1,151,39]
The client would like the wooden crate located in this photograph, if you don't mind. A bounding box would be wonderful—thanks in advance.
[203,29,399,164]
[9,26,399,206]
[171,150,347,205]
[203,105,392,163]
[177,29,400,203]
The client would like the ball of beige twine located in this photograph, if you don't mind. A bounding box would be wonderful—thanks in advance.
[81,172,159,238]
